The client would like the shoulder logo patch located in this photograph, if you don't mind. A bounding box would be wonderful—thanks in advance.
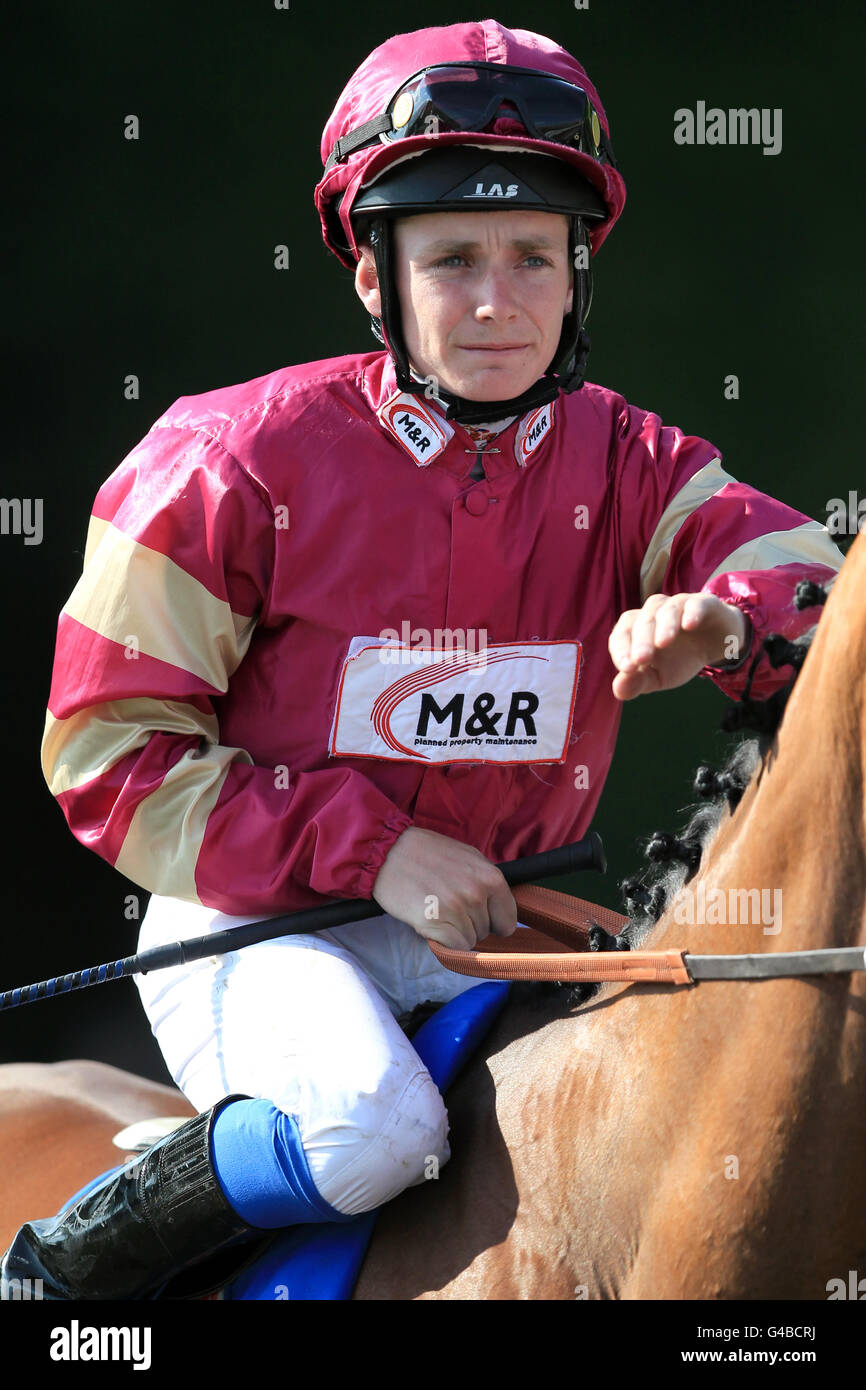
[515,401,555,466]
[377,393,453,466]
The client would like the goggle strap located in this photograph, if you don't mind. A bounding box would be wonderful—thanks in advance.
[329,116,617,174]
[325,113,393,172]
[598,128,618,169]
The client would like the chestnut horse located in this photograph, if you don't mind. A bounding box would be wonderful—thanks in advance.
[2,534,864,1300]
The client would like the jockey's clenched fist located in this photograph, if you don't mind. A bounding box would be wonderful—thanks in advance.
[372,827,518,951]
[608,592,749,701]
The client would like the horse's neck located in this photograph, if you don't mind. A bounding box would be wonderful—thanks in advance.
[479,538,866,1298]
[651,540,866,960]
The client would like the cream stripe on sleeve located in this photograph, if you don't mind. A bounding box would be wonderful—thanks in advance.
[42,697,249,905]
[113,737,252,903]
[639,458,737,600]
[68,518,257,689]
[703,521,844,582]
[42,698,221,796]
[47,513,264,903]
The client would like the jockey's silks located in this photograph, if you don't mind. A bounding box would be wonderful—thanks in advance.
[41,349,843,919]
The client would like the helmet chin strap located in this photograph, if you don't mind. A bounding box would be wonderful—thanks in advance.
[367,216,593,427]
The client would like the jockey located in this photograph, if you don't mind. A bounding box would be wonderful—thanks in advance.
[2,20,843,1299]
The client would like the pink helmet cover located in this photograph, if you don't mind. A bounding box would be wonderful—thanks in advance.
[315,19,627,269]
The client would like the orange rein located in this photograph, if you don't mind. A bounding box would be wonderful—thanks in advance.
[425,884,693,986]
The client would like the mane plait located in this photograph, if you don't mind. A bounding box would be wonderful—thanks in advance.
[617,738,761,955]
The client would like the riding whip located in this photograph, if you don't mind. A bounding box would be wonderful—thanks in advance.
[0,833,606,1012]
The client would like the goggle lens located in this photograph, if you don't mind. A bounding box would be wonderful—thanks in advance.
[385,64,607,161]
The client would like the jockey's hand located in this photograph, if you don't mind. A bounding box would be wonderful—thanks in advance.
[608,593,749,701]
[371,826,518,951]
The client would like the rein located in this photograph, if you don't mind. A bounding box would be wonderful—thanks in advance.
[428,884,866,984]
[4,836,862,1014]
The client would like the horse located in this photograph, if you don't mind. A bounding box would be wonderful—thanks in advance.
[1,532,863,1299]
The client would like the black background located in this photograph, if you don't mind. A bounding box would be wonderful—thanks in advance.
[2,0,861,1082]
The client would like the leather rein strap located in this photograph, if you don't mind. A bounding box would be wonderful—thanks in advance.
[425,884,866,985]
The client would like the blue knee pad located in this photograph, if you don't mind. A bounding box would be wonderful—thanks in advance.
[210,1099,355,1229]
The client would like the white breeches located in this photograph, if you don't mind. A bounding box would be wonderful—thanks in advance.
[133,894,492,1216]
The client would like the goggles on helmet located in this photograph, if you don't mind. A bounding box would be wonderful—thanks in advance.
[324,62,618,172]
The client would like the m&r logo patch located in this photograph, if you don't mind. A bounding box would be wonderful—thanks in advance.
[377,393,453,466]
[328,636,582,765]
[515,401,555,466]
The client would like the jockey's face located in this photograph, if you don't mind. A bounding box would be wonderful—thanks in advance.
[355,209,574,404]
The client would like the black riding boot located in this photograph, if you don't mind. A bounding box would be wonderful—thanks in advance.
[0,1093,265,1300]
